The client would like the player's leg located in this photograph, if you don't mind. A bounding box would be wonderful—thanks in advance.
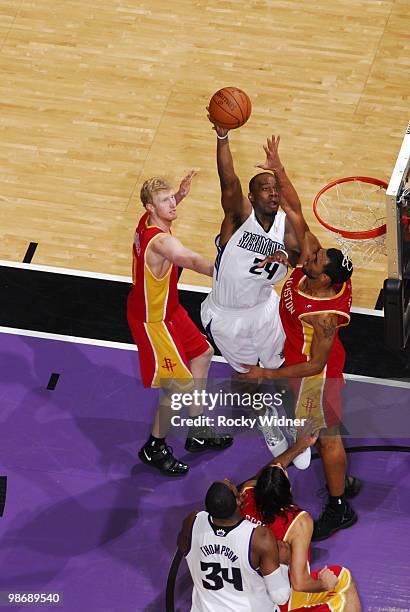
[312,427,357,540]
[171,305,234,452]
[244,297,291,456]
[312,378,360,539]
[127,314,193,476]
[202,305,258,372]
[141,388,190,475]
[344,580,361,612]
[188,343,213,382]
[317,427,346,496]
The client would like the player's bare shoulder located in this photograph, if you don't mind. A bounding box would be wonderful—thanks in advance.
[219,203,252,245]
[306,312,338,340]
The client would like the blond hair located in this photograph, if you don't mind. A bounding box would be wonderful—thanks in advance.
[140,177,173,208]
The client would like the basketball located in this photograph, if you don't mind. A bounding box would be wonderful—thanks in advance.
[208,87,252,130]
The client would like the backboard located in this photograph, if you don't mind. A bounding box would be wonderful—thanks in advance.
[384,121,410,350]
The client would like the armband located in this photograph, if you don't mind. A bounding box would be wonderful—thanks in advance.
[263,565,291,605]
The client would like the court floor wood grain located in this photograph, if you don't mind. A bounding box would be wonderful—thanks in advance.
[0,0,409,307]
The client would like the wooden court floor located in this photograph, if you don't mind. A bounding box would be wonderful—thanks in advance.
[0,0,409,307]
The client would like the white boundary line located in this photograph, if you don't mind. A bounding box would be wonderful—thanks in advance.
[0,260,382,316]
[0,259,132,283]
[1,326,409,388]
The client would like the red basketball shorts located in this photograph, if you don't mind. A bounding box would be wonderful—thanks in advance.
[292,372,344,430]
[127,304,210,388]
[287,565,351,611]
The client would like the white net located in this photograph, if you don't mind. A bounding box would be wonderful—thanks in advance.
[314,178,387,264]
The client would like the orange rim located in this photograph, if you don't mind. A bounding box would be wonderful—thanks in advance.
[313,176,388,239]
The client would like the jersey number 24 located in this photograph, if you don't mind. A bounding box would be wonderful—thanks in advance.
[249,257,279,280]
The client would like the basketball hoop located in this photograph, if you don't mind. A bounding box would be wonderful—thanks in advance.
[313,176,388,264]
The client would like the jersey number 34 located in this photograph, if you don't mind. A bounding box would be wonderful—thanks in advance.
[201,561,243,591]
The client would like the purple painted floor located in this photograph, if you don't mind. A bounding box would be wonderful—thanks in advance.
[0,333,409,611]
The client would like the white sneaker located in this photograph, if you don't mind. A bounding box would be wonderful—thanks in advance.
[287,425,311,470]
[292,447,311,470]
[257,407,288,457]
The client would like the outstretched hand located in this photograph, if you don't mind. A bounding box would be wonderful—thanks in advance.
[178,170,198,200]
[234,364,265,382]
[206,106,229,139]
[295,417,320,449]
[256,135,283,171]
[256,251,289,268]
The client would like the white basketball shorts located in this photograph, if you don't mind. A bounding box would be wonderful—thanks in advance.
[201,291,285,372]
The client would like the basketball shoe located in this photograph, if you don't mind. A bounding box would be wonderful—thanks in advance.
[139,441,189,476]
[312,500,358,541]
[185,426,233,453]
[257,406,288,457]
[287,424,311,470]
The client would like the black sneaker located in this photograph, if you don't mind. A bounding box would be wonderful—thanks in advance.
[185,426,233,453]
[325,475,362,499]
[138,443,189,477]
[312,501,358,541]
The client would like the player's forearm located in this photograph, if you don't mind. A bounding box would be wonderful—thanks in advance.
[275,167,312,250]
[271,439,312,470]
[260,360,325,380]
[291,572,329,593]
[275,167,307,221]
[217,136,238,189]
[183,254,213,277]
[174,190,185,206]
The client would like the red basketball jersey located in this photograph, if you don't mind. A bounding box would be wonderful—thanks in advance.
[128,212,179,322]
[241,487,308,551]
[279,267,352,378]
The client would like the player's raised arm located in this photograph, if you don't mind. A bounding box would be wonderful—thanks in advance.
[239,419,319,492]
[207,111,251,222]
[175,170,197,205]
[151,234,213,277]
[256,135,321,260]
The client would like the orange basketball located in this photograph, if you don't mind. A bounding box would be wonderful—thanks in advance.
[208,87,252,130]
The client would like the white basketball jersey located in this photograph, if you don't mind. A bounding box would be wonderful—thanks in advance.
[212,210,288,308]
[185,511,277,612]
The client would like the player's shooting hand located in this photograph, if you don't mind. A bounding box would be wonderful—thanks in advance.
[177,170,197,200]
[255,135,283,171]
[257,251,289,267]
[318,567,339,591]
[206,106,229,138]
[277,541,291,565]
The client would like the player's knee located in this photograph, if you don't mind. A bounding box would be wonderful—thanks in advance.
[203,345,214,361]
[317,429,342,450]
[193,345,214,365]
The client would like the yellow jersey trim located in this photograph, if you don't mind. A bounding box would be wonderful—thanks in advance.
[144,233,172,281]
[297,275,346,300]
[298,310,351,329]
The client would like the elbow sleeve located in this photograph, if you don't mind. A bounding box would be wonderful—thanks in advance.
[263,564,291,605]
